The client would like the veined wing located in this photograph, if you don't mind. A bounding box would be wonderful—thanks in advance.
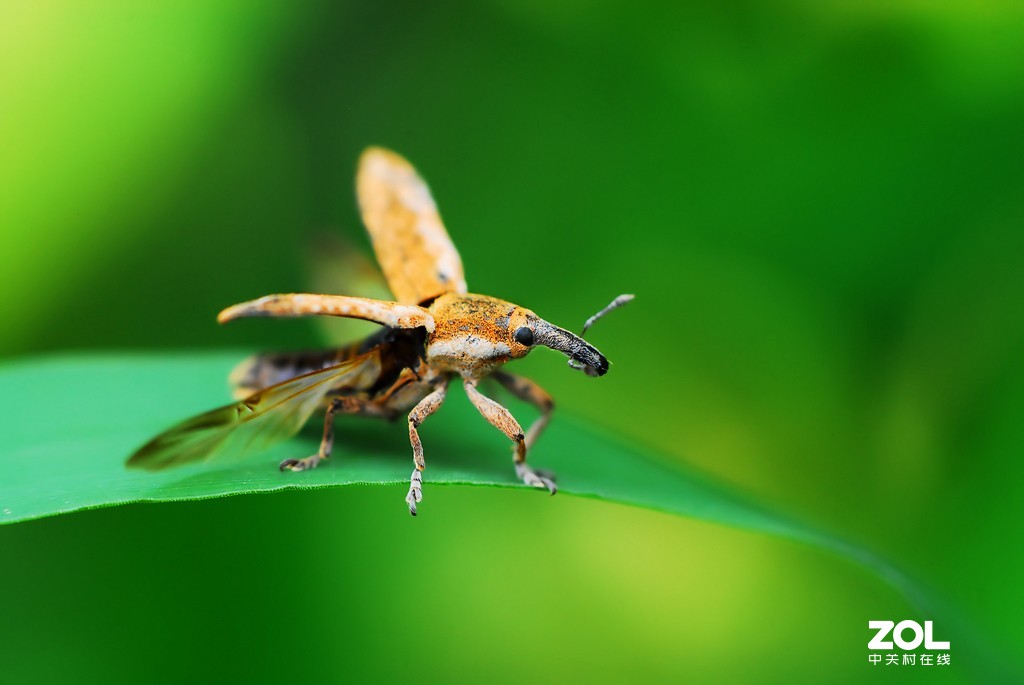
[305,233,395,345]
[127,352,376,471]
[356,147,468,305]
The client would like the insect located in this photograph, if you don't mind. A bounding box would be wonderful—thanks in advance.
[127,147,632,515]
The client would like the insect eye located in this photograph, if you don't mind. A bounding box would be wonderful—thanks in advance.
[513,327,534,347]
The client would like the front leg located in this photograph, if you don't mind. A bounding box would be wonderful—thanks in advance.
[405,377,449,516]
[492,371,554,452]
[463,378,556,495]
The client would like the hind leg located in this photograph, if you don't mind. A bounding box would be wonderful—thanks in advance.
[280,397,383,471]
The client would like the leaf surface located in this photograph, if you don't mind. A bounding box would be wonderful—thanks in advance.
[0,353,916,603]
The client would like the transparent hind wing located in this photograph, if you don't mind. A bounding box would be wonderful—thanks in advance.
[126,352,376,471]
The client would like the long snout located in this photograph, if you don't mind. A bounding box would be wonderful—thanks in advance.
[533,320,609,376]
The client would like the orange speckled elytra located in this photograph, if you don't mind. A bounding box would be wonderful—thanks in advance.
[128,148,632,515]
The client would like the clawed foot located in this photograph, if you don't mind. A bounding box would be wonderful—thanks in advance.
[280,454,325,472]
[515,463,557,495]
[406,468,423,516]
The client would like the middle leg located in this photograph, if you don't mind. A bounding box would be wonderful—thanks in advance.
[405,377,450,516]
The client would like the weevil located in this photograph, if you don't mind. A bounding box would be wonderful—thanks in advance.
[128,147,632,515]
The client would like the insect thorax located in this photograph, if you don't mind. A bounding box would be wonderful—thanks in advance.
[424,293,534,378]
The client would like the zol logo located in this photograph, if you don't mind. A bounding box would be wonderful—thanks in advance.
[867,620,952,668]
[868,621,949,650]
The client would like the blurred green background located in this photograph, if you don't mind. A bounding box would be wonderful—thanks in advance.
[2,1,1022,682]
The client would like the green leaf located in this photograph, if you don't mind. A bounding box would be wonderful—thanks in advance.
[1,354,912,597]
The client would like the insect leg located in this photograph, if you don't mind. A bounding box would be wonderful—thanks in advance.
[491,371,554,452]
[463,379,556,495]
[405,378,450,516]
[280,397,365,472]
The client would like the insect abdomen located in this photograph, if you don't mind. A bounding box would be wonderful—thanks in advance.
[229,345,364,399]
[228,327,424,400]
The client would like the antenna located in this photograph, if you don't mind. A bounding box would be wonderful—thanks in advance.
[581,294,634,338]
[568,293,634,373]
